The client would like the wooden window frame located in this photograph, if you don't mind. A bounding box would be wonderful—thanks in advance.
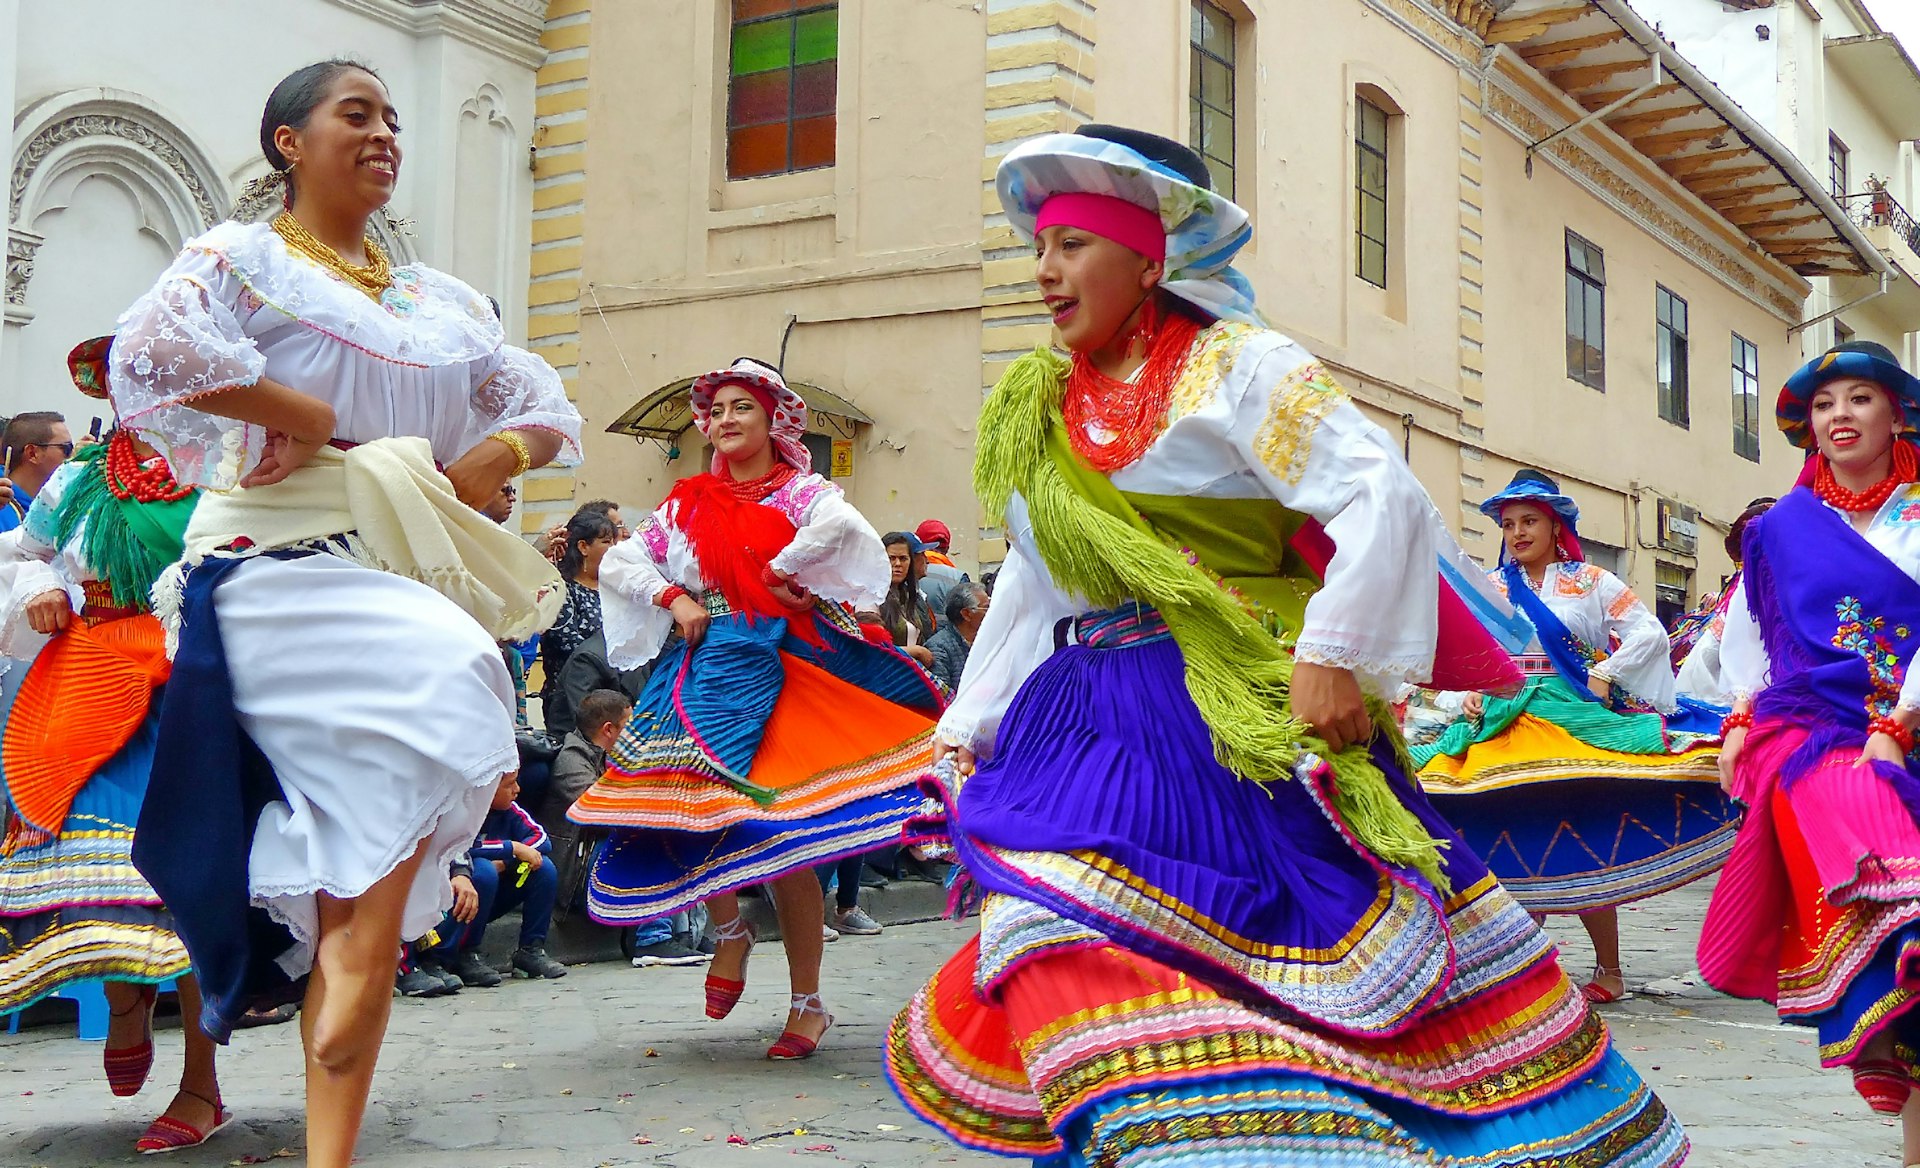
[1355,97,1390,289]
[1188,0,1237,199]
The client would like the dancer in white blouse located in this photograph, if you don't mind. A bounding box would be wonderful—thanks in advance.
[107,61,579,1168]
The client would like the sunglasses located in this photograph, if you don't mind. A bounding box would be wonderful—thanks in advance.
[30,442,74,457]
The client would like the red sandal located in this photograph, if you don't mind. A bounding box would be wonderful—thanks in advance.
[1579,966,1632,1005]
[104,984,158,1098]
[1853,1058,1911,1114]
[136,1089,233,1155]
[703,916,755,1020]
[767,992,834,1061]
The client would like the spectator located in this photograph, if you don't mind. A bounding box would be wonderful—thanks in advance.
[878,532,937,668]
[545,498,626,563]
[480,480,517,524]
[914,520,966,615]
[925,580,989,693]
[540,507,619,728]
[416,772,569,987]
[817,852,884,938]
[540,689,632,912]
[0,411,72,533]
[549,628,648,738]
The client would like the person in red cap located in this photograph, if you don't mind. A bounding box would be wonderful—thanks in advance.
[914,520,956,568]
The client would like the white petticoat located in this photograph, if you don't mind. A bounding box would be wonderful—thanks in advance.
[212,553,515,975]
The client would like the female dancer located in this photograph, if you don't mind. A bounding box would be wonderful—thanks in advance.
[0,338,225,1153]
[884,124,1685,1166]
[107,60,578,1167]
[1702,341,1920,1162]
[570,358,942,1059]
[1413,471,1731,1002]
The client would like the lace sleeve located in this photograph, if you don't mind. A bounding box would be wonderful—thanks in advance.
[1719,576,1769,704]
[1588,569,1678,712]
[108,249,269,490]
[599,506,679,670]
[470,345,583,466]
[768,480,890,608]
[0,466,82,663]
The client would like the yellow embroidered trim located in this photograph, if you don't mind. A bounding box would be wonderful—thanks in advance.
[1168,320,1258,422]
[1252,360,1347,487]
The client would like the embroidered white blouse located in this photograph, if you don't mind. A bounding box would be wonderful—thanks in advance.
[940,322,1468,756]
[1721,484,1920,710]
[1489,561,1678,713]
[107,221,581,491]
[0,464,97,666]
[598,472,892,670]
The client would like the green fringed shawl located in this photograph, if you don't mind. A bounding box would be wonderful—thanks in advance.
[976,347,1448,889]
[49,444,196,609]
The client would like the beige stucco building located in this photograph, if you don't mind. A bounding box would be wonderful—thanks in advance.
[542,0,1888,620]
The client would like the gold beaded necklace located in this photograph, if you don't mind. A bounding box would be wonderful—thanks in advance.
[272,212,392,301]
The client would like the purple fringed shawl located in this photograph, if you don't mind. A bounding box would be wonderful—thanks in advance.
[1745,487,1920,814]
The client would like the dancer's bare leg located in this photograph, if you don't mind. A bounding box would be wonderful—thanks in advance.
[1904,1081,1920,1165]
[152,975,222,1129]
[302,838,430,1168]
[1579,908,1625,998]
[706,892,750,981]
[769,868,827,1040]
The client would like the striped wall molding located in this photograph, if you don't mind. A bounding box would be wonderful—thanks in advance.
[976,0,1097,560]
[522,0,592,536]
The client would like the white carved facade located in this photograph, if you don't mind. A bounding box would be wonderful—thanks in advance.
[1,0,548,419]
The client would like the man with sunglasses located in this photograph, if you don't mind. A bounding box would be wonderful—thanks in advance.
[0,411,73,535]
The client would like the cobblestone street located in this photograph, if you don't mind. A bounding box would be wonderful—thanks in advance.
[0,882,1901,1166]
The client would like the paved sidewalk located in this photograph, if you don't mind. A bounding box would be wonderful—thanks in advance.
[0,882,1904,1166]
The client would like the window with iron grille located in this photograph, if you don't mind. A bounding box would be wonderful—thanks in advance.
[726,1,837,180]
[1188,0,1236,199]
[1732,333,1761,463]
[1565,231,1606,390]
[1829,133,1850,198]
[1656,286,1689,427]
[1355,98,1389,289]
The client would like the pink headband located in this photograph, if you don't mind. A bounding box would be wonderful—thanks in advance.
[1035,192,1166,262]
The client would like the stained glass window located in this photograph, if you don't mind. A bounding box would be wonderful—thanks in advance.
[727,0,837,180]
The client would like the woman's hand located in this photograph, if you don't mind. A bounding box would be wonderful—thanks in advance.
[763,568,811,611]
[1293,661,1371,755]
[1859,732,1909,770]
[1462,693,1485,721]
[933,739,976,777]
[669,593,710,648]
[1718,725,1748,795]
[24,589,72,635]
[445,436,518,512]
[907,644,936,667]
[241,427,330,490]
[1588,675,1613,705]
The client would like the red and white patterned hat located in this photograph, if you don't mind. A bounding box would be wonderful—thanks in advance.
[689,357,811,474]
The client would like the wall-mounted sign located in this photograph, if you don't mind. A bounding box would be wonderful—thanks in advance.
[1655,497,1698,555]
[830,439,854,479]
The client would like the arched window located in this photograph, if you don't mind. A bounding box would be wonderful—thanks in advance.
[1353,86,1402,290]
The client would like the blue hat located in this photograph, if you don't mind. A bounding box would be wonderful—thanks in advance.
[1778,340,1920,450]
[1480,470,1583,564]
[1478,469,1578,528]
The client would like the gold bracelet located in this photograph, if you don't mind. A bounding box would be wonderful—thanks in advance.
[487,430,533,477]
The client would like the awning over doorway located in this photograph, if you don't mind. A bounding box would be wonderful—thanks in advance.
[605,375,874,440]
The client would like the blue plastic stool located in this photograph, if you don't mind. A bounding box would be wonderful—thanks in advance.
[3,977,177,1042]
